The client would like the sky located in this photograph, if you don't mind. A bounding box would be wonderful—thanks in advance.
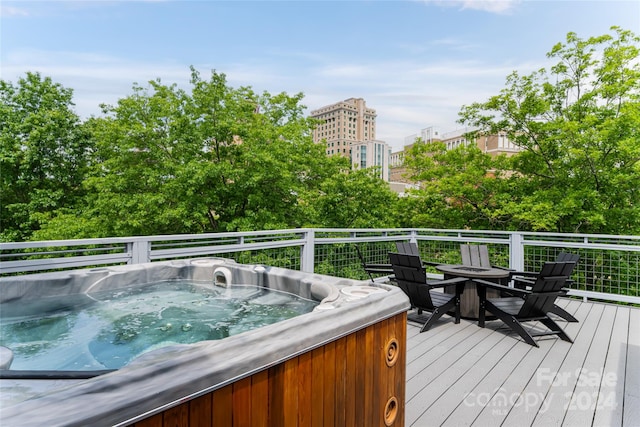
[2,0,639,150]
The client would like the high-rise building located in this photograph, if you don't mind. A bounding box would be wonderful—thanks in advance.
[350,139,391,181]
[309,98,377,157]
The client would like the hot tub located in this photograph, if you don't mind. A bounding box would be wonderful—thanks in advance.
[0,258,409,426]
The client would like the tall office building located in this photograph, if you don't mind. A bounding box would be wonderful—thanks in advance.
[309,98,377,157]
[351,139,391,181]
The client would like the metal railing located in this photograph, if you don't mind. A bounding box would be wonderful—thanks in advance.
[1,228,638,304]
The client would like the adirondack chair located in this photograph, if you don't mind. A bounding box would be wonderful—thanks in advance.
[460,244,492,268]
[396,241,420,256]
[356,242,439,282]
[355,245,394,282]
[510,252,579,286]
[389,252,467,332]
[475,261,576,347]
[460,244,511,284]
[396,241,440,267]
[510,252,580,322]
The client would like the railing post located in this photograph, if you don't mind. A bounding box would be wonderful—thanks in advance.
[300,229,315,273]
[129,239,151,265]
[509,232,524,272]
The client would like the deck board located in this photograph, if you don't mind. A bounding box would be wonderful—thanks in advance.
[404,298,638,427]
[559,303,616,427]
[591,305,629,427]
[527,303,605,426]
[624,307,640,427]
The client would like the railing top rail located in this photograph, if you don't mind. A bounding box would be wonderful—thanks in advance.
[0,237,134,250]
[413,229,640,242]
[519,231,640,241]
[3,228,639,250]
[0,229,312,250]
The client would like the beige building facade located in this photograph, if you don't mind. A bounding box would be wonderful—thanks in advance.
[439,127,521,157]
[310,97,391,181]
[389,127,523,189]
[310,98,376,157]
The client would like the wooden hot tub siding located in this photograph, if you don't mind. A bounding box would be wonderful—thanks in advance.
[130,312,407,427]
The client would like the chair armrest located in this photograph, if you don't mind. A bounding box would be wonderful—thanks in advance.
[473,278,531,297]
[422,260,441,267]
[509,270,537,278]
[425,276,467,289]
[512,277,535,289]
[364,263,392,268]
[363,264,394,274]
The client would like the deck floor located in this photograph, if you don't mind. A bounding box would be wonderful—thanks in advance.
[404,298,639,427]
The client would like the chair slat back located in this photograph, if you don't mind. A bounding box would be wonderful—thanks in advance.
[557,252,580,263]
[389,252,434,309]
[460,244,491,268]
[518,261,575,317]
[396,241,420,256]
[532,261,575,293]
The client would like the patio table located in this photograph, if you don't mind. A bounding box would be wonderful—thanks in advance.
[436,264,511,319]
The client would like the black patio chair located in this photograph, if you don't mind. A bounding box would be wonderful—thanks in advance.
[389,252,467,332]
[460,244,493,269]
[396,241,420,256]
[475,261,576,347]
[355,245,394,282]
[509,252,580,322]
[395,241,440,268]
[460,244,512,269]
[510,252,579,286]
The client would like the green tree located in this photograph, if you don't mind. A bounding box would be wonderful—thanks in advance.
[398,138,511,229]
[309,166,398,228]
[458,27,640,233]
[0,72,90,241]
[35,68,345,238]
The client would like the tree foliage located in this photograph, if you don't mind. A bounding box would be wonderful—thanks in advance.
[396,139,512,229]
[4,27,638,241]
[0,72,91,241]
[404,26,640,234]
[2,68,396,241]
[310,167,399,229]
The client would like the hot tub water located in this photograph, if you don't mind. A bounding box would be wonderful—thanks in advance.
[0,281,318,371]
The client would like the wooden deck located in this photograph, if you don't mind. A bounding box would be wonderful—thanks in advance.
[404,298,639,427]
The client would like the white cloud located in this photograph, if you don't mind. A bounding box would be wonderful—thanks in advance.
[458,0,517,14]
[0,5,29,17]
[425,0,518,14]
[1,44,546,150]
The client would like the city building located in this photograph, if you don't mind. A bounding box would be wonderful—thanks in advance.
[390,127,443,183]
[350,139,391,181]
[389,126,523,190]
[389,143,414,184]
[310,98,391,181]
[439,127,521,157]
[309,98,377,158]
